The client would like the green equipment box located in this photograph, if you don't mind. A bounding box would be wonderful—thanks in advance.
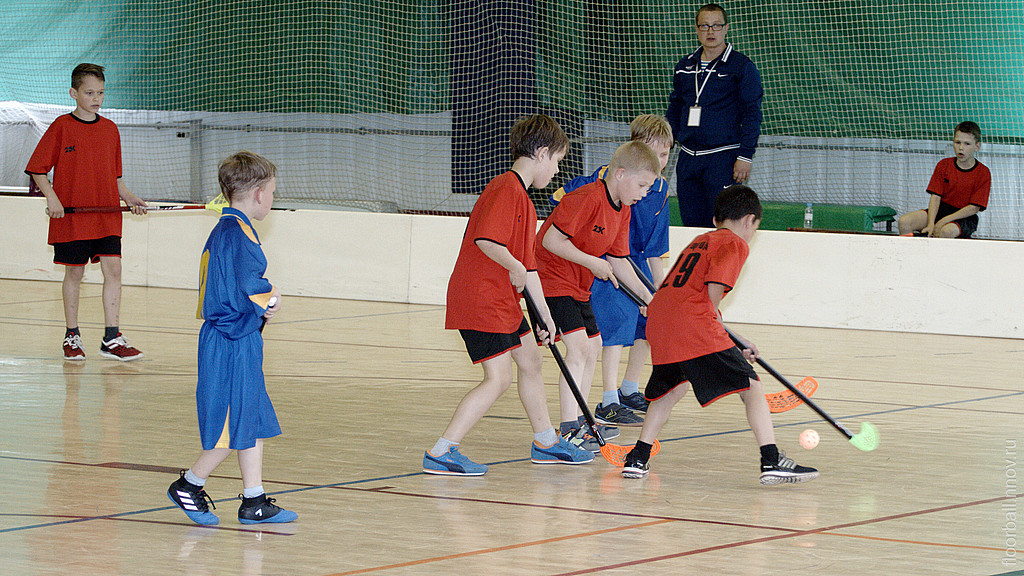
[669,200,896,233]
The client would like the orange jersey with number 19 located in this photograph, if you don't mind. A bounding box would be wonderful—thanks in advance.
[646,228,749,364]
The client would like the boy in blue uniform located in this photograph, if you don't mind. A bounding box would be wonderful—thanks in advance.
[166,151,296,526]
[550,115,673,428]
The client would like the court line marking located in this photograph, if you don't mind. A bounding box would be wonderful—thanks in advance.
[819,531,1006,552]
[4,389,1019,532]
[0,513,292,534]
[547,493,1024,575]
[319,520,675,576]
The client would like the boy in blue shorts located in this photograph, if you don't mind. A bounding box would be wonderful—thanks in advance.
[537,141,659,451]
[425,115,593,476]
[622,185,817,485]
[166,151,297,525]
[550,115,674,427]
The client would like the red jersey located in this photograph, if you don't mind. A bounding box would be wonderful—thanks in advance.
[535,180,631,300]
[646,228,749,364]
[445,171,538,333]
[926,157,990,211]
[25,113,124,244]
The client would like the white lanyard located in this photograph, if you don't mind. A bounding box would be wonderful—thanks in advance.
[693,58,718,106]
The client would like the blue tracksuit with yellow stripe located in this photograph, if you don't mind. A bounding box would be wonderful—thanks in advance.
[195,207,281,451]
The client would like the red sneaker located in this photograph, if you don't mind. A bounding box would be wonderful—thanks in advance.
[99,333,143,361]
[63,333,86,361]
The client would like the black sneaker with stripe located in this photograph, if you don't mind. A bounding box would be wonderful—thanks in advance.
[760,452,819,485]
[621,449,649,479]
[167,470,219,525]
[237,493,298,524]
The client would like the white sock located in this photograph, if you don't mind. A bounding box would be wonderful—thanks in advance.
[430,437,457,456]
[184,469,205,487]
[243,485,264,499]
[534,428,558,447]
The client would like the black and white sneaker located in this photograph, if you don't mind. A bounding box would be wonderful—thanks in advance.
[167,471,219,525]
[760,452,819,485]
[237,493,298,524]
[621,449,650,479]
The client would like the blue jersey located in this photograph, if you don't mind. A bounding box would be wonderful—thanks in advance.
[198,207,276,338]
[194,207,280,450]
[666,44,763,162]
[551,166,670,346]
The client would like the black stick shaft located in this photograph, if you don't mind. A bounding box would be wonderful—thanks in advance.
[626,256,658,294]
[617,280,648,309]
[723,327,853,439]
[522,289,605,446]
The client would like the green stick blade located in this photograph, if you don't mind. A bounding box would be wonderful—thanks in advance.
[849,421,880,452]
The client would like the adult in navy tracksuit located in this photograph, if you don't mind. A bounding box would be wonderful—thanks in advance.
[667,3,763,228]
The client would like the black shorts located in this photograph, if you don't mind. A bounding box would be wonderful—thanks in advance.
[645,347,758,407]
[459,317,532,364]
[936,201,979,238]
[53,236,121,266]
[546,295,600,338]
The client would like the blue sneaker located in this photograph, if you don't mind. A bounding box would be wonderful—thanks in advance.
[595,402,644,427]
[422,446,487,476]
[167,471,219,526]
[531,437,595,465]
[619,390,650,413]
[237,493,298,524]
[597,424,620,440]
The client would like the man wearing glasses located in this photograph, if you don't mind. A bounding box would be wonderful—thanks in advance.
[667,3,763,228]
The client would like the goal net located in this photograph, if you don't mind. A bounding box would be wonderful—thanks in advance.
[1,1,1021,237]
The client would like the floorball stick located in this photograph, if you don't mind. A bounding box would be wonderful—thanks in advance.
[522,289,660,466]
[62,193,229,214]
[619,257,816,413]
[723,326,879,452]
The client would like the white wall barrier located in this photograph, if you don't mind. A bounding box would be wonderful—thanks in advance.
[2,195,1021,339]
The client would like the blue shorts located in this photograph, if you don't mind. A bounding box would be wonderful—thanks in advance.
[590,278,645,346]
[196,323,282,450]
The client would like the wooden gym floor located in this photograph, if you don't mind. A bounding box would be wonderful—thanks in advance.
[1,278,1022,575]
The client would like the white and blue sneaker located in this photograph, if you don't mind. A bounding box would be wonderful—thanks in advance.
[531,437,595,465]
[237,493,298,524]
[422,446,487,476]
[167,471,219,525]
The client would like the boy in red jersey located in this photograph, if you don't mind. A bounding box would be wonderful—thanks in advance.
[535,141,658,450]
[425,115,594,476]
[621,185,817,484]
[25,63,148,361]
[898,121,990,238]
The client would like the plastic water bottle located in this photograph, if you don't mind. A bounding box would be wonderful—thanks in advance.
[803,202,814,229]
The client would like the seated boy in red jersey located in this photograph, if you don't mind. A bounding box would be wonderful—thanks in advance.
[898,121,991,238]
[535,141,658,451]
[622,185,818,485]
[26,63,148,361]
[425,115,594,476]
